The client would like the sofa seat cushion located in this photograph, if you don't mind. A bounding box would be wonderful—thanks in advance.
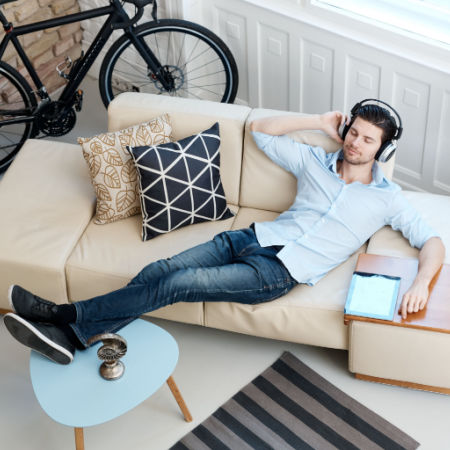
[107,93,252,207]
[65,205,238,325]
[367,191,450,264]
[204,207,367,349]
[0,139,95,308]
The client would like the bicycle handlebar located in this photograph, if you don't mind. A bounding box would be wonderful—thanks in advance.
[111,0,155,30]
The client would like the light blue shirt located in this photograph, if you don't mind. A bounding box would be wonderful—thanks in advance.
[252,131,439,285]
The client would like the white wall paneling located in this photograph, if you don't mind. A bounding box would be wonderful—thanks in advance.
[258,24,290,110]
[392,74,430,181]
[344,57,381,109]
[301,40,334,114]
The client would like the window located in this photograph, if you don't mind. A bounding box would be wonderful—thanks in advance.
[312,0,450,46]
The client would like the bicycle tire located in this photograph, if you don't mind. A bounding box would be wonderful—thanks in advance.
[0,61,37,173]
[99,19,238,106]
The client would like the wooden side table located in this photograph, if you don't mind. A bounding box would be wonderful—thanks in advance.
[29,319,192,450]
[346,253,450,394]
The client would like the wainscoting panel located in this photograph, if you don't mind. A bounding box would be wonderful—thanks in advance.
[257,23,290,110]
[344,57,381,110]
[392,74,430,181]
[301,40,334,114]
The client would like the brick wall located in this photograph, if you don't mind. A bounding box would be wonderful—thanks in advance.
[1,0,83,96]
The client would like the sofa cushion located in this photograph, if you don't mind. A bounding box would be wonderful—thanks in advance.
[78,115,172,225]
[65,205,238,325]
[366,191,450,263]
[201,207,367,349]
[128,122,234,241]
[239,108,396,212]
[0,140,95,308]
[107,92,252,207]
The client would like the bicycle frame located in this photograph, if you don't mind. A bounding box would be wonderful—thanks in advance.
[0,0,165,105]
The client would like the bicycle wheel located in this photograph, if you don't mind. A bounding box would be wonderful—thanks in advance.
[0,61,37,172]
[99,19,238,106]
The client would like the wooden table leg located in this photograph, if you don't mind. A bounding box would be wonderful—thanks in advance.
[166,376,192,422]
[74,427,84,450]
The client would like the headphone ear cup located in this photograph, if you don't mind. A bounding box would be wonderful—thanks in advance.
[376,141,397,163]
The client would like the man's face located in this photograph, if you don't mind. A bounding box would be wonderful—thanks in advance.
[342,117,384,165]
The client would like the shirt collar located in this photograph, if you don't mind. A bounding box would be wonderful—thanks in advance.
[327,150,388,187]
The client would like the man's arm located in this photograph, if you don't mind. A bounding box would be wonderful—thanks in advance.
[249,111,347,144]
[400,236,445,319]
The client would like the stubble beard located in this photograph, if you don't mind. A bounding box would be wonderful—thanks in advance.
[342,146,374,166]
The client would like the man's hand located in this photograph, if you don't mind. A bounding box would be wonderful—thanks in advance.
[399,278,430,319]
[398,237,445,319]
[319,111,348,144]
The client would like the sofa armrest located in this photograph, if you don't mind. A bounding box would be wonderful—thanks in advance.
[0,139,96,307]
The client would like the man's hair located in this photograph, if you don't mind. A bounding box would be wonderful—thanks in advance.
[354,104,398,143]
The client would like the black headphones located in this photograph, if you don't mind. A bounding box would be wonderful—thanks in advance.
[341,99,403,163]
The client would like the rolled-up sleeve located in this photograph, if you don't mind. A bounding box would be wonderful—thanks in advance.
[251,131,315,177]
[386,192,440,249]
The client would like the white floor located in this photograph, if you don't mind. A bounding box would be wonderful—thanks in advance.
[1,77,450,450]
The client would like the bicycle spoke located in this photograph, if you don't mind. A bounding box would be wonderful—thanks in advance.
[176,32,187,68]
[182,57,222,76]
[167,31,172,66]
[154,32,162,64]
[183,83,224,97]
[187,69,227,83]
[178,45,213,71]
[110,68,150,82]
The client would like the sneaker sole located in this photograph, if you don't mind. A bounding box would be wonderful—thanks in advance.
[8,284,16,312]
[3,314,73,365]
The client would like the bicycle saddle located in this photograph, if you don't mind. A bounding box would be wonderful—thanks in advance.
[0,0,17,5]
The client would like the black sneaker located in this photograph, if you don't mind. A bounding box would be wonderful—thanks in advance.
[8,285,58,323]
[3,313,75,365]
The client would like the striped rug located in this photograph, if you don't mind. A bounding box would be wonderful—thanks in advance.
[171,351,419,450]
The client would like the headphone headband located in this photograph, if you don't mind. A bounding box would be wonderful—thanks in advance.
[341,98,403,163]
[351,98,403,140]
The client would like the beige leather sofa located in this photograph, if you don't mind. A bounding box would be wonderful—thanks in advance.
[1,93,449,387]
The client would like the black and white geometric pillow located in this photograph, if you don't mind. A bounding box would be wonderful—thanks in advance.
[127,122,234,241]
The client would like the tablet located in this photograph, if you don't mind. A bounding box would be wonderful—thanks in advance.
[344,271,401,321]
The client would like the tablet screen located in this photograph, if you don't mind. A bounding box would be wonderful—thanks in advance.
[344,271,401,321]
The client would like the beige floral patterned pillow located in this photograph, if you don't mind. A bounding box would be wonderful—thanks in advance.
[78,114,172,224]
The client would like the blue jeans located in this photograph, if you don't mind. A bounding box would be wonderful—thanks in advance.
[70,228,297,347]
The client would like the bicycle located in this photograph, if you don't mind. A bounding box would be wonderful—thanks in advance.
[0,0,239,172]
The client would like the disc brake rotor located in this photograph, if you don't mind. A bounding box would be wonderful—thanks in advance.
[151,65,184,93]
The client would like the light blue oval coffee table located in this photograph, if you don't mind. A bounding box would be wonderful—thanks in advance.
[29,319,192,450]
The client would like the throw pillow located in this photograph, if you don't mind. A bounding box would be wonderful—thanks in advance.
[78,114,172,224]
[127,122,234,241]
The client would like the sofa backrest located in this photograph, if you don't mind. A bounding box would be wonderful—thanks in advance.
[239,108,396,212]
[107,93,251,207]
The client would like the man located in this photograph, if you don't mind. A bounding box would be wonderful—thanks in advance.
[3,100,445,365]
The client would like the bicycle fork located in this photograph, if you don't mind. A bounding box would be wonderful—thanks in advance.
[125,31,175,92]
